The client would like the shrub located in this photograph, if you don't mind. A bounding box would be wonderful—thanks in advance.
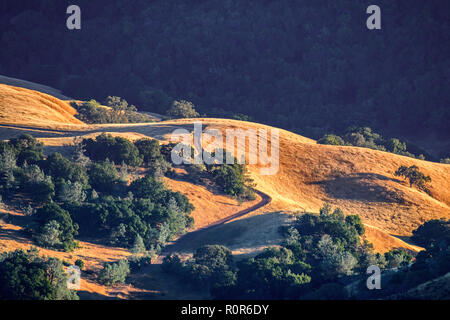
[317,134,345,146]
[162,254,184,274]
[88,160,120,192]
[35,203,78,251]
[130,235,146,254]
[98,260,130,286]
[43,152,88,187]
[8,134,44,166]
[35,220,63,248]
[56,180,86,204]
[166,100,199,118]
[74,259,85,270]
[384,249,412,269]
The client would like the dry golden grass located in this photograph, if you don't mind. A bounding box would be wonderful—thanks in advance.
[0,75,72,100]
[0,84,84,127]
[160,119,449,252]
[165,177,261,229]
[1,84,449,298]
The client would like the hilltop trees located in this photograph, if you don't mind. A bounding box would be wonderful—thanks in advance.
[75,98,154,124]
[167,100,199,119]
[318,127,423,159]
[394,165,431,191]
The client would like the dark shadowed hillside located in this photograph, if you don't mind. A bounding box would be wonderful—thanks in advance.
[0,0,449,158]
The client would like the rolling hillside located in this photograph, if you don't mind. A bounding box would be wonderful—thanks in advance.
[0,84,449,297]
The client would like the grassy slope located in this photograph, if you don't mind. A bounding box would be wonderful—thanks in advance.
[0,84,449,297]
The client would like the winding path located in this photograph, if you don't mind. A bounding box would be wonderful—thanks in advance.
[157,189,272,260]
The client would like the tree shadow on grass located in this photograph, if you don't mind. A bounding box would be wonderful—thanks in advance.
[309,172,405,203]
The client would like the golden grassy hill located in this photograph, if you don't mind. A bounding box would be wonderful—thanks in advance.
[0,75,72,100]
[0,85,449,255]
[0,83,84,127]
[1,84,449,298]
[166,119,450,236]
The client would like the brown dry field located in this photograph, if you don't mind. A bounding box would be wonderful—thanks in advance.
[0,84,449,298]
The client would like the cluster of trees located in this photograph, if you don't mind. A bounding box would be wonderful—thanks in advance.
[0,134,194,253]
[74,97,154,124]
[318,127,426,159]
[83,133,171,176]
[164,145,256,200]
[0,248,78,300]
[163,204,416,299]
[1,1,448,158]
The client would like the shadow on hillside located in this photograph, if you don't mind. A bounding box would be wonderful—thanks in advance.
[0,122,196,141]
[310,172,405,203]
[162,211,291,255]
[127,263,210,300]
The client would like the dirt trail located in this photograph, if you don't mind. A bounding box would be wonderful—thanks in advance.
[156,190,272,261]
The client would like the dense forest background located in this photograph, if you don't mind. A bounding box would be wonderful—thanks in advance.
[0,0,449,157]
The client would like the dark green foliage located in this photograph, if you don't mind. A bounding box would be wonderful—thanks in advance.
[209,162,255,199]
[134,138,171,176]
[128,254,153,272]
[8,134,44,166]
[166,100,199,118]
[15,164,55,204]
[75,259,85,270]
[35,203,78,251]
[88,160,121,192]
[138,88,173,114]
[69,178,193,250]
[129,175,167,201]
[317,134,345,146]
[294,207,364,254]
[162,254,184,275]
[98,259,130,286]
[318,127,421,158]
[231,247,312,299]
[74,98,154,124]
[193,245,234,271]
[384,249,413,269]
[42,152,89,187]
[83,133,143,166]
[134,139,162,165]
[163,245,237,294]
[411,219,449,248]
[394,165,431,190]
[0,248,78,300]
